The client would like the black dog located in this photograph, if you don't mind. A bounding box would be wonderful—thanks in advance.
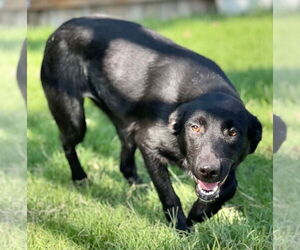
[41,17,262,232]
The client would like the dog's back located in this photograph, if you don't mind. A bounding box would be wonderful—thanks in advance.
[42,17,238,121]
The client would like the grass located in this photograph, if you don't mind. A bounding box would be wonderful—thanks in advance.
[0,28,27,248]
[27,13,272,249]
[273,14,300,249]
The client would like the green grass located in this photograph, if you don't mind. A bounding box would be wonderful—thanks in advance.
[0,28,27,248]
[28,13,272,249]
[273,14,300,249]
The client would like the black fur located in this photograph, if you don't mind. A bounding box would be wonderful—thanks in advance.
[41,17,262,232]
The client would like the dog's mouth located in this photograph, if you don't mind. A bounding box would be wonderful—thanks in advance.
[195,178,220,202]
[193,177,228,202]
[183,160,232,202]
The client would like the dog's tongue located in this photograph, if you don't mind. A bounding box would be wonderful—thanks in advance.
[197,180,219,191]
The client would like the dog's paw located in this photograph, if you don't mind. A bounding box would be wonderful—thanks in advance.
[73,177,90,187]
[175,223,191,236]
[127,176,144,185]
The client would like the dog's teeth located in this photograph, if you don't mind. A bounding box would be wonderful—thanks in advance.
[201,189,213,195]
[197,185,218,196]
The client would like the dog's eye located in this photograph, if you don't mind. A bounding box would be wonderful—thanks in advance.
[228,128,238,137]
[191,125,200,132]
[191,125,204,133]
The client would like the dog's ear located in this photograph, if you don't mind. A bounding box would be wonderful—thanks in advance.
[168,106,185,134]
[248,114,263,154]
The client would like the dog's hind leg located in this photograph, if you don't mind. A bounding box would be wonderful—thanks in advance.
[116,128,142,185]
[44,87,88,183]
[60,104,88,184]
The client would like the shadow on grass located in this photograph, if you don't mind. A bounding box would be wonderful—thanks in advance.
[228,68,272,104]
[28,217,112,249]
[0,40,24,52]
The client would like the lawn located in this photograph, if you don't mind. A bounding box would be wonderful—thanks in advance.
[27,13,272,249]
[0,28,27,248]
[273,14,300,249]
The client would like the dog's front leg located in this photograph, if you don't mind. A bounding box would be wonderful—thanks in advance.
[186,199,223,227]
[140,147,189,232]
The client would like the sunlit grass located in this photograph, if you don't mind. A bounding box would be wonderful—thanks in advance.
[0,28,26,249]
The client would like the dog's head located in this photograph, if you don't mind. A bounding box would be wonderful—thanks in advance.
[169,92,262,202]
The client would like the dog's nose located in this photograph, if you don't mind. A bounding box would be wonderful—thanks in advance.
[198,165,220,179]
